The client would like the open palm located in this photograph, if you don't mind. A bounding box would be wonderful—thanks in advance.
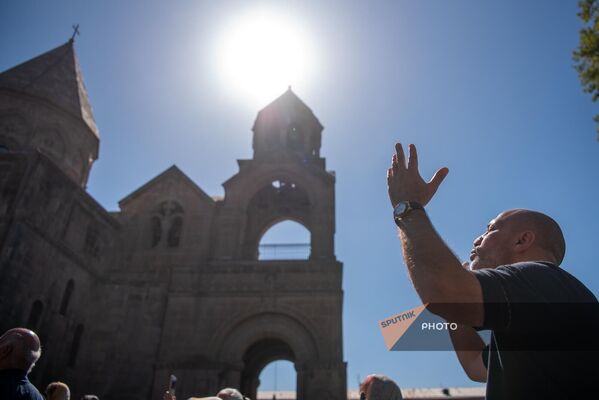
[387,143,449,208]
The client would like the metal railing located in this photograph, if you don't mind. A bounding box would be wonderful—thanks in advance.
[258,243,311,260]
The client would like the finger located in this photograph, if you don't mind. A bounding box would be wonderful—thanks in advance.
[429,167,449,192]
[392,154,399,171]
[387,167,393,180]
[408,144,418,170]
[394,143,407,170]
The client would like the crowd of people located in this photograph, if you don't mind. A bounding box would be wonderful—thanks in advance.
[0,326,402,400]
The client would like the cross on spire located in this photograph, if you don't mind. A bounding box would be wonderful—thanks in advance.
[70,24,80,42]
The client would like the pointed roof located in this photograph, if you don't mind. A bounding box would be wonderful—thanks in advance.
[0,40,99,137]
[118,165,215,209]
[252,87,323,132]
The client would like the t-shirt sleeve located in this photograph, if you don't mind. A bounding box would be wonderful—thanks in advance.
[472,268,512,331]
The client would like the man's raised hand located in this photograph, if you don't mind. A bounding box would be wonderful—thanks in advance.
[387,143,449,208]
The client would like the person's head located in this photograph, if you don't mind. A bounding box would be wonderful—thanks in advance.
[187,396,221,400]
[188,398,220,400]
[469,209,566,270]
[216,388,244,400]
[0,327,41,373]
[46,381,71,400]
[360,374,403,400]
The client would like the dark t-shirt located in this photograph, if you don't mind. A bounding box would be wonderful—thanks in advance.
[0,369,44,400]
[473,261,599,400]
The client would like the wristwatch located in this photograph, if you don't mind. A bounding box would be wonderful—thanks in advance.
[393,201,424,225]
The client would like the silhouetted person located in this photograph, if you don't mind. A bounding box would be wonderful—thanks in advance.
[187,397,219,400]
[0,328,44,400]
[46,382,70,400]
[216,388,246,400]
[360,375,403,400]
[163,390,175,400]
[187,387,249,400]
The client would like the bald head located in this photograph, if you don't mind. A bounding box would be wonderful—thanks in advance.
[217,388,244,400]
[0,328,41,373]
[46,382,70,400]
[499,209,566,265]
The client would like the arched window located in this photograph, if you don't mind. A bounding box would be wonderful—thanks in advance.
[259,220,310,260]
[68,324,84,367]
[150,200,184,249]
[59,280,74,316]
[167,216,183,248]
[151,216,162,248]
[26,300,43,330]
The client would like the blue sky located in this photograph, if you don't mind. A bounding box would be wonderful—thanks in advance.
[2,0,598,393]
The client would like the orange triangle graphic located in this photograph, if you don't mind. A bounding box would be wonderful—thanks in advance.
[379,303,428,350]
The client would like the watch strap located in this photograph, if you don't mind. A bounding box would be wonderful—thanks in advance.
[407,201,424,212]
[393,201,424,226]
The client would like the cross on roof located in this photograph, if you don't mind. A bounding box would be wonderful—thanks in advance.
[71,24,80,41]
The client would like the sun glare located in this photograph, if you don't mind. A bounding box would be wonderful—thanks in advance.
[216,10,316,106]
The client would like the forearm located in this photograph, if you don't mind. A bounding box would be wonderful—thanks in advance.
[449,325,487,382]
[397,209,466,303]
[387,142,483,325]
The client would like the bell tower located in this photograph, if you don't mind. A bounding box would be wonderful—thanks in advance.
[252,87,322,164]
[214,88,345,399]
[211,88,336,262]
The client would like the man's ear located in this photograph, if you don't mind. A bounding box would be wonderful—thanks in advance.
[515,230,535,252]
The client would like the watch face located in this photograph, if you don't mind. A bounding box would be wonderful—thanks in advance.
[394,202,408,218]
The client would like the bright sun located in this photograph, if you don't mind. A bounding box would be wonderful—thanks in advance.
[216,10,316,106]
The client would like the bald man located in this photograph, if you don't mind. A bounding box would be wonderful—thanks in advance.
[46,382,70,400]
[0,328,44,400]
[387,143,599,400]
[216,388,247,400]
[186,387,249,400]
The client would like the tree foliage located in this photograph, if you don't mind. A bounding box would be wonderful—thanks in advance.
[573,0,599,138]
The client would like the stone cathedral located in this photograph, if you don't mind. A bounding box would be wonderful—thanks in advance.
[0,40,347,400]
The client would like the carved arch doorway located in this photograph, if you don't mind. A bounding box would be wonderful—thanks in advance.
[241,339,295,400]
[216,312,322,400]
